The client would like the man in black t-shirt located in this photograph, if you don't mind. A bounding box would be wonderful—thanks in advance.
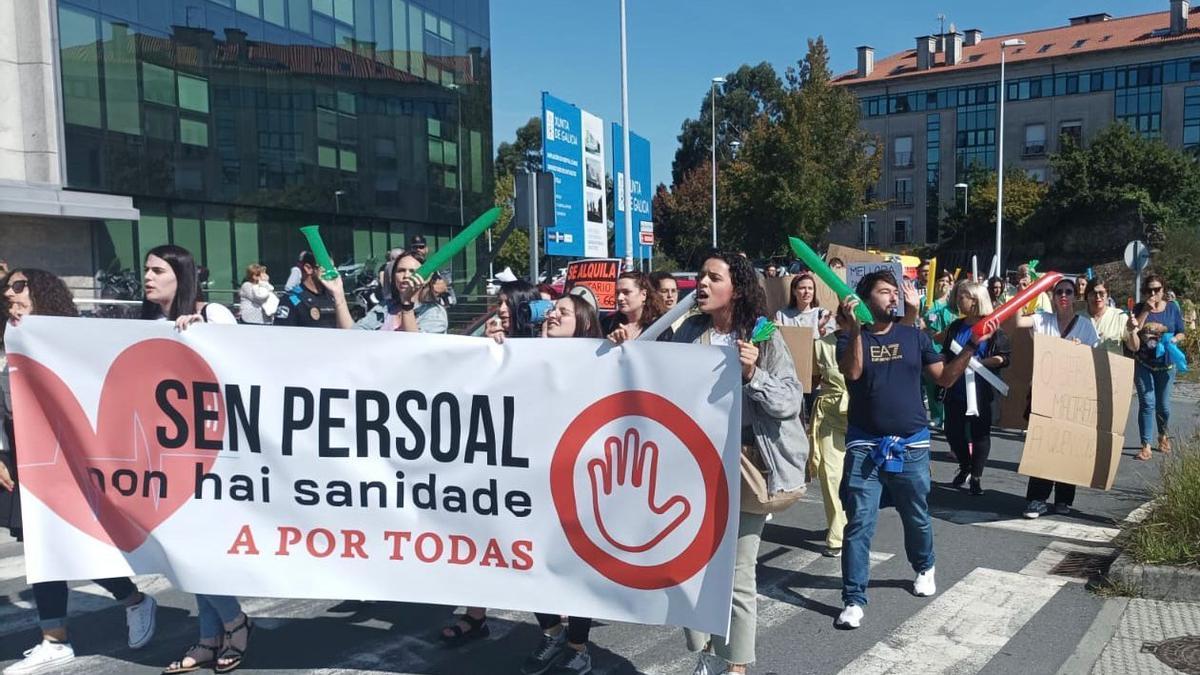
[274,251,353,329]
[832,271,990,629]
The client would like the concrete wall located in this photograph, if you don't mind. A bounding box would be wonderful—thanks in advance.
[0,215,95,293]
[0,0,63,186]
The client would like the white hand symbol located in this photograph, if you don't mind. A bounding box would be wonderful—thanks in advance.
[587,428,691,553]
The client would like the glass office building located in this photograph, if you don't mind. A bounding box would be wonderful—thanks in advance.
[57,0,492,300]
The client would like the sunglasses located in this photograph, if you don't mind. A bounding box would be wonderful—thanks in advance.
[3,279,28,293]
[1147,286,1164,293]
[1053,288,1075,296]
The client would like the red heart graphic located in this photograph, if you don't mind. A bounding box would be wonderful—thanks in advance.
[9,339,224,552]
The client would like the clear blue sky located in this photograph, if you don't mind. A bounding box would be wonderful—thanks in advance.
[490,0,1169,188]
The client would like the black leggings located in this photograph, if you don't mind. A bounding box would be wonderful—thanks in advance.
[33,578,137,627]
[943,398,993,478]
[1026,478,1076,506]
[534,613,592,645]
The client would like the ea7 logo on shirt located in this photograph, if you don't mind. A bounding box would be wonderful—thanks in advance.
[869,344,903,362]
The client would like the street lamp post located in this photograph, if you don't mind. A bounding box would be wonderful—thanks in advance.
[619,0,634,269]
[994,38,1025,278]
[861,214,869,249]
[710,76,725,248]
[955,182,969,260]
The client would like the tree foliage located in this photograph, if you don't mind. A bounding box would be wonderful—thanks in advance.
[495,117,543,178]
[671,62,783,187]
[492,172,529,276]
[722,38,881,254]
[938,164,1048,250]
[653,162,731,270]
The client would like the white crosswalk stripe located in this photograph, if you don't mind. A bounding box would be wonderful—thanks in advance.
[838,567,1068,675]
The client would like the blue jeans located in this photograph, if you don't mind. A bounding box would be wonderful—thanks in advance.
[196,594,242,641]
[1134,364,1175,445]
[840,443,934,607]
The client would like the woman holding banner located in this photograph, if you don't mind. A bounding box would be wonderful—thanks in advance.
[516,294,603,674]
[672,251,806,675]
[0,269,162,675]
[137,246,255,674]
[1015,276,1100,519]
[940,282,1011,496]
[444,281,542,650]
[605,272,672,342]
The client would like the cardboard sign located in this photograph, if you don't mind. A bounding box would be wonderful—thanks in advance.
[997,315,1033,430]
[826,243,886,265]
[846,261,905,317]
[777,326,815,394]
[1017,334,1135,490]
[565,258,621,312]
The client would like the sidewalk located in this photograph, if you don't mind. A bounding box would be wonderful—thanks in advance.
[1065,596,1200,674]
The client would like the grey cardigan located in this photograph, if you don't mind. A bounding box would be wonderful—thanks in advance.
[673,315,809,495]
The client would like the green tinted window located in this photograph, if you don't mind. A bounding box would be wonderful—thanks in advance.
[289,0,312,32]
[319,144,338,167]
[137,214,170,268]
[142,62,175,106]
[469,130,482,193]
[178,74,209,113]
[236,0,260,17]
[391,0,408,71]
[204,219,234,294]
[407,4,423,75]
[234,220,261,277]
[263,0,286,26]
[339,149,358,172]
[180,118,209,146]
[173,218,203,261]
[97,220,137,274]
[59,8,102,128]
[103,21,141,135]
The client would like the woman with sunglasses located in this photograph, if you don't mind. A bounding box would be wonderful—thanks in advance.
[1125,274,1186,461]
[1080,280,1128,354]
[1,269,161,675]
[1015,277,1099,519]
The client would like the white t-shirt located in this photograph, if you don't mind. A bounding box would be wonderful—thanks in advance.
[774,306,834,336]
[708,328,735,347]
[1029,311,1099,348]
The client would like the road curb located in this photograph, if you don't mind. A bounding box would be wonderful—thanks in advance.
[1108,550,1200,600]
[1055,596,1130,675]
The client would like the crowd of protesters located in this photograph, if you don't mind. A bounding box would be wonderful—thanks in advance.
[0,242,1191,675]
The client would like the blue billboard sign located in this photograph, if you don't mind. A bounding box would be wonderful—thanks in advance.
[541,93,607,258]
[612,123,653,260]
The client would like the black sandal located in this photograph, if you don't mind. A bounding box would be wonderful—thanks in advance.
[161,642,218,674]
[439,612,490,647]
[214,614,253,674]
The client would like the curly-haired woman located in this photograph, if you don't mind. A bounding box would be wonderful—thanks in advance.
[1,268,160,675]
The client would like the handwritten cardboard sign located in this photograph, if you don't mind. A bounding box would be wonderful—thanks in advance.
[565,259,621,312]
[1017,334,1135,490]
[846,261,905,317]
[777,326,815,394]
[826,243,886,265]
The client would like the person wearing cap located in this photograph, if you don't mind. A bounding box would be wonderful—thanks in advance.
[274,251,353,329]
[409,235,428,263]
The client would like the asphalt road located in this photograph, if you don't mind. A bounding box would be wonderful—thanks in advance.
[0,394,1195,675]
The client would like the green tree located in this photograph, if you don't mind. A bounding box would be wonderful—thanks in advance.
[671,62,783,187]
[495,117,542,177]
[654,162,732,269]
[723,38,882,254]
[938,164,1048,252]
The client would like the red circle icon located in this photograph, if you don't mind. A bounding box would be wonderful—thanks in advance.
[550,390,729,590]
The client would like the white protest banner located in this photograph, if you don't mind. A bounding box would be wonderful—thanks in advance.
[6,317,742,634]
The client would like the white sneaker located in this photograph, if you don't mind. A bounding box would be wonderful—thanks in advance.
[4,640,75,674]
[125,594,157,649]
[836,604,864,629]
[914,567,937,597]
